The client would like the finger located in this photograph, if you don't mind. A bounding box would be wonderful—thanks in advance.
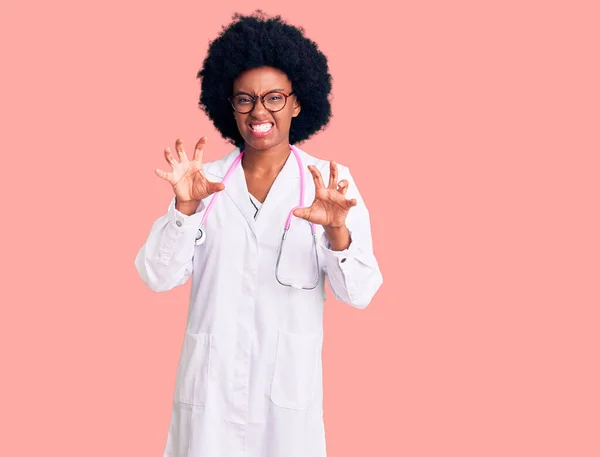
[293,207,310,219]
[337,179,349,196]
[193,136,207,162]
[308,165,325,189]
[328,161,338,189]
[164,147,178,166]
[175,138,187,161]
[346,198,357,208]
[154,168,171,182]
[208,181,225,194]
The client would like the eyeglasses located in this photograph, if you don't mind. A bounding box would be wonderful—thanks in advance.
[228,91,296,114]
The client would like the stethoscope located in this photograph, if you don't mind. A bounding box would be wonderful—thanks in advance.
[194,144,320,290]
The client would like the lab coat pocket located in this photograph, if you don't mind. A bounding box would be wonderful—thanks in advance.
[175,332,212,406]
[270,330,322,410]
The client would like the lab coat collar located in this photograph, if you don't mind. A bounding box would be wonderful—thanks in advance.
[253,145,305,237]
[204,144,308,240]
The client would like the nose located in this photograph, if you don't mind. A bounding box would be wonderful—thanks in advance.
[250,97,269,116]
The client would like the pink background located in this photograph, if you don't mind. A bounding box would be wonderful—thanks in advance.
[2,0,599,455]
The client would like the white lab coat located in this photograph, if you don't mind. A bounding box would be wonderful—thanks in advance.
[134,145,383,457]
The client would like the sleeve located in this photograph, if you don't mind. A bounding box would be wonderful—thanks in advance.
[134,195,205,292]
[319,166,383,309]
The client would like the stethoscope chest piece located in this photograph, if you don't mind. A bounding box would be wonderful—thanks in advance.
[194,227,206,246]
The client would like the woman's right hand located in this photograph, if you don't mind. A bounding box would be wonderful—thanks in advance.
[154,137,225,205]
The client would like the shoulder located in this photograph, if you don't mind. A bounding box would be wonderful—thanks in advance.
[202,147,242,179]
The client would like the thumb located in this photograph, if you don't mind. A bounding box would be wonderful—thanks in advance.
[293,207,309,219]
[210,181,225,193]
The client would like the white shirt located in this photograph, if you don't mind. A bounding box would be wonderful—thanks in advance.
[249,193,263,220]
[134,145,383,457]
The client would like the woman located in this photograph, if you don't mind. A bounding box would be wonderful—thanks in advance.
[135,11,383,457]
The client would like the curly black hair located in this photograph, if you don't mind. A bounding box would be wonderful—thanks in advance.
[197,10,333,148]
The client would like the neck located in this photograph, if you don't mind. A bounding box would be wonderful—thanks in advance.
[241,142,291,177]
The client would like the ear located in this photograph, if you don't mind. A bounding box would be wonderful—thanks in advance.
[292,97,301,118]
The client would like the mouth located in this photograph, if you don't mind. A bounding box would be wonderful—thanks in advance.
[249,122,274,137]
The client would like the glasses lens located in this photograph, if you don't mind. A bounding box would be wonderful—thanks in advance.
[231,95,254,113]
[263,92,287,112]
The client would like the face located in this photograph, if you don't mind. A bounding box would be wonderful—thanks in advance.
[231,66,301,151]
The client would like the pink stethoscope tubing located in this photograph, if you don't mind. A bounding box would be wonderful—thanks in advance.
[193,144,320,290]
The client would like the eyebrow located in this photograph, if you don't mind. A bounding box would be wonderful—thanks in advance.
[233,89,287,96]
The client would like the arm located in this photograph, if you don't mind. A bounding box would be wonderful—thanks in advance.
[319,167,383,309]
[134,196,205,292]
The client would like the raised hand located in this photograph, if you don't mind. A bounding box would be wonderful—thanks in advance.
[154,137,225,204]
[292,161,357,228]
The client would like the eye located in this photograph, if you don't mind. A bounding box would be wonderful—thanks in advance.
[266,94,283,102]
[237,97,252,104]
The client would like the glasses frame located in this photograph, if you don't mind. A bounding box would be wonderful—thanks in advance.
[228,90,296,114]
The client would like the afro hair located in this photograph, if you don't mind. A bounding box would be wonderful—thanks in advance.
[197,10,333,148]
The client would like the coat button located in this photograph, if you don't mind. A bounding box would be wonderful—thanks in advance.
[176,220,182,227]
[341,258,347,263]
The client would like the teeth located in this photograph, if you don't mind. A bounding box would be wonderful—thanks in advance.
[251,123,273,132]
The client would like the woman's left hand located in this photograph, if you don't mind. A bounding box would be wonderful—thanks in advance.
[293,161,357,228]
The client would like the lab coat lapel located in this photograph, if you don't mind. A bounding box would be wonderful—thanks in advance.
[255,146,305,237]
[205,146,310,240]
[206,148,258,238]
[229,161,261,233]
